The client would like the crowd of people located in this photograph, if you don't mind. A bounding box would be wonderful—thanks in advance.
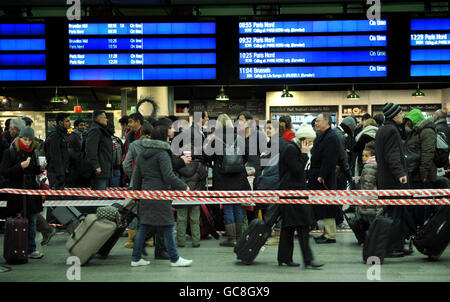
[0,101,448,268]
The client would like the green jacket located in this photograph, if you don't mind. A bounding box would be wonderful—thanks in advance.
[405,118,437,183]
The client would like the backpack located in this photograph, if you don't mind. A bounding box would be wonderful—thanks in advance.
[433,129,449,168]
[216,136,244,174]
[254,153,280,190]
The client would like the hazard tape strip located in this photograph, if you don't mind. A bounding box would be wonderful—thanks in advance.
[0,188,449,205]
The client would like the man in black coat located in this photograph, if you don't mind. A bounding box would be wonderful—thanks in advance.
[433,109,450,146]
[45,113,70,189]
[85,110,113,190]
[375,102,412,257]
[309,113,340,244]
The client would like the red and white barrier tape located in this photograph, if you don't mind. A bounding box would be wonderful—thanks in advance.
[0,188,449,205]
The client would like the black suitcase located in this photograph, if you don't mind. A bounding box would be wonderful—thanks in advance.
[50,206,82,234]
[343,211,367,245]
[97,202,138,258]
[413,206,450,260]
[3,217,29,264]
[362,216,393,264]
[234,205,281,265]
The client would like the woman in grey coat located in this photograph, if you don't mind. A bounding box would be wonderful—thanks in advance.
[130,126,192,267]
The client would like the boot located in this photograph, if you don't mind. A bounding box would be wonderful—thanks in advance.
[36,214,56,246]
[235,222,243,242]
[220,224,236,247]
[123,230,137,248]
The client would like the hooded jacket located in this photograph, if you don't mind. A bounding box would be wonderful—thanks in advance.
[353,125,378,175]
[358,156,382,216]
[131,138,187,226]
[405,118,437,183]
[405,109,425,127]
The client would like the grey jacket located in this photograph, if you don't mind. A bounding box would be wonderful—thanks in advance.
[357,159,382,216]
[123,137,148,179]
[131,139,187,226]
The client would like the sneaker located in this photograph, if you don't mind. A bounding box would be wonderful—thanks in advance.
[41,228,56,246]
[131,259,151,267]
[28,251,44,259]
[171,257,193,267]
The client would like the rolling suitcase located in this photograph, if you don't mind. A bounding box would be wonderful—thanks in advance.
[343,211,367,245]
[65,214,116,265]
[234,205,281,265]
[50,206,82,234]
[97,201,138,258]
[3,179,30,265]
[3,217,28,264]
[413,206,450,260]
[362,216,393,264]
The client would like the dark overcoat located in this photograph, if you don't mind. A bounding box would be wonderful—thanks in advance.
[279,141,315,227]
[308,127,340,220]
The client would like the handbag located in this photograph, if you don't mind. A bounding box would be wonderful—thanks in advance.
[96,206,124,228]
[216,137,244,174]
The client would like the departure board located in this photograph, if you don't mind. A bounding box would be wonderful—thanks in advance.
[68,22,217,81]
[0,23,46,81]
[410,18,450,77]
[238,19,388,80]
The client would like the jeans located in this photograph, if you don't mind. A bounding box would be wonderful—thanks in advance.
[108,169,121,188]
[27,214,37,254]
[223,204,243,225]
[132,224,179,263]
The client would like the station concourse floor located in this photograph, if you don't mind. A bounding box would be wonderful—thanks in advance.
[0,230,449,283]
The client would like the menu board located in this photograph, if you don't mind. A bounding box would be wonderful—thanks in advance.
[410,18,450,77]
[0,23,46,81]
[238,19,388,80]
[189,99,265,118]
[68,22,216,81]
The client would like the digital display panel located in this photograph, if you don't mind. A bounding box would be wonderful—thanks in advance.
[68,22,217,81]
[0,23,46,81]
[238,19,388,80]
[410,18,450,77]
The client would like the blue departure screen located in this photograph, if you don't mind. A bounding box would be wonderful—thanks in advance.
[0,24,45,35]
[239,65,387,79]
[239,20,387,34]
[0,23,46,81]
[70,68,216,80]
[410,19,450,77]
[69,22,217,81]
[238,19,388,80]
[239,50,387,64]
[69,23,216,35]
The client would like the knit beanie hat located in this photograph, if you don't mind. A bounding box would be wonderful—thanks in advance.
[404,108,425,127]
[341,116,357,131]
[19,126,35,139]
[383,102,401,120]
[295,125,317,140]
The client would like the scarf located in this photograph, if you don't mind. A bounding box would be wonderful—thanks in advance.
[18,139,33,153]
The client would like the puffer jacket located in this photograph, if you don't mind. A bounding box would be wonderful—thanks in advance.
[357,156,382,216]
[405,118,437,183]
[177,160,208,191]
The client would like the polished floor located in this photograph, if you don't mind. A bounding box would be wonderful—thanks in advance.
[0,229,448,283]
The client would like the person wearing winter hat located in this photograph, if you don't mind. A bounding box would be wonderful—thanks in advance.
[375,102,411,257]
[0,126,48,260]
[404,108,437,228]
[278,125,324,269]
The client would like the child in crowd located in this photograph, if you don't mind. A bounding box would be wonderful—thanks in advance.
[356,141,382,236]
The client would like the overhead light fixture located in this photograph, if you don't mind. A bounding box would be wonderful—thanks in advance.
[50,87,68,104]
[74,98,82,113]
[412,83,425,97]
[281,85,293,98]
[347,84,360,99]
[106,97,112,108]
[216,86,229,101]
